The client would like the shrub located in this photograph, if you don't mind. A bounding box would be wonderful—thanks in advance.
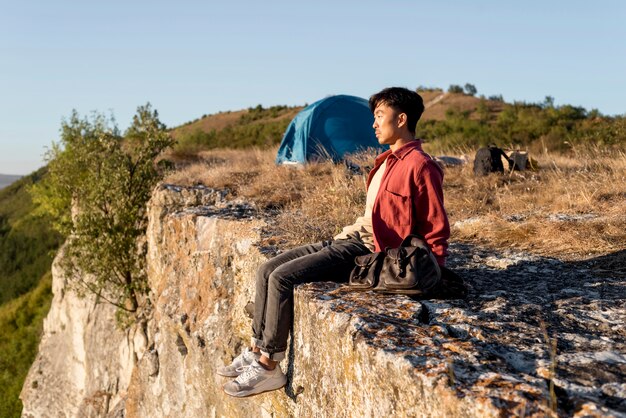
[448,84,464,94]
[464,83,477,96]
[0,273,53,418]
[30,104,173,318]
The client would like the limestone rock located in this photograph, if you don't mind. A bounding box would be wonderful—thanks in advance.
[21,184,626,417]
[20,248,142,418]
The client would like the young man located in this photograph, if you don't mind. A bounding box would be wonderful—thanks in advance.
[219,87,450,397]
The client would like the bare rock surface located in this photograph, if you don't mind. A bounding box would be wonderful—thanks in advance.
[420,243,625,416]
[21,184,626,417]
[20,248,145,418]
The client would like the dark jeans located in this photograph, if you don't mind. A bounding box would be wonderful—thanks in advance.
[251,236,370,361]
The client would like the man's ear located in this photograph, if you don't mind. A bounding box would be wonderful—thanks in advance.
[397,112,408,128]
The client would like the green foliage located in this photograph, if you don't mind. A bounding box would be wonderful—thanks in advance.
[448,84,464,94]
[175,91,624,157]
[416,107,493,150]
[569,115,626,146]
[240,104,290,123]
[476,98,491,124]
[0,168,62,416]
[543,96,555,108]
[416,86,441,92]
[0,272,53,418]
[464,83,477,96]
[417,98,625,153]
[0,170,62,304]
[174,104,294,153]
[30,104,173,315]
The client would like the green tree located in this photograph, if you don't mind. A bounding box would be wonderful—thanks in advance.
[30,104,173,321]
[448,84,464,94]
[477,98,490,124]
[543,95,555,109]
[464,83,477,96]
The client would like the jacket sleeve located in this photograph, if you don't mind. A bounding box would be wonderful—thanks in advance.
[413,160,450,266]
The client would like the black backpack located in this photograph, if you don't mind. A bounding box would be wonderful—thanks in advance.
[474,146,509,176]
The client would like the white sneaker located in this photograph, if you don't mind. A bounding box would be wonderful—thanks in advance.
[217,348,260,377]
[223,359,287,397]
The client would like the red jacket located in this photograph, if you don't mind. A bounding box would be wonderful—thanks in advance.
[368,141,450,266]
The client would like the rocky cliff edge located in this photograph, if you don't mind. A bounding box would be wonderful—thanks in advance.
[21,185,626,417]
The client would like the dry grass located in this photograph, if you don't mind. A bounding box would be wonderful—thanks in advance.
[438,144,626,259]
[164,145,626,259]
[164,147,372,245]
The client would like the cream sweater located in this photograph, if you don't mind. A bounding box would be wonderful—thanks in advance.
[333,159,387,251]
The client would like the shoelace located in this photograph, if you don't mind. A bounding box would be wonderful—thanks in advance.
[235,363,260,383]
[237,349,250,361]
[235,364,251,374]
[228,350,254,369]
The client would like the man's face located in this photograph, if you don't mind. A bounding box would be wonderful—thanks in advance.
[373,103,402,146]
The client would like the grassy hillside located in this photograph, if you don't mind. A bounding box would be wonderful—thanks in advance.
[168,90,625,159]
[420,89,507,121]
[0,272,53,418]
[170,104,302,158]
[0,168,62,304]
[0,175,23,190]
[0,168,63,417]
[417,89,625,153]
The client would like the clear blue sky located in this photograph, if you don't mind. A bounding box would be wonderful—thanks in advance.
[1,0,624,174]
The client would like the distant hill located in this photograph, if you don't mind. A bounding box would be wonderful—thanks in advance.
[0,168,63,415]
[0,174,23,190]
[166,86,623,158]
[168,105,302,157]
[170,91,503,134]
[419,90,507,121]
[171,106,302,139]
[0,168,62,303]
[167,91,510,156]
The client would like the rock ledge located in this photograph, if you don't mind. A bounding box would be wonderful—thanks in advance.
[21,185,626,417]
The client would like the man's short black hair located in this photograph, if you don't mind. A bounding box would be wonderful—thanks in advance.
[369,87,425,134]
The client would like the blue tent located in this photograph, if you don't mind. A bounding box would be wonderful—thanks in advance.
[276,95,384,164]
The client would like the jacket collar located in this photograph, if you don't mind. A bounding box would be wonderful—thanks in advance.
[391,140,423,159]
[374,140,422,166]
[373,149,392,168]
[368,140,423,189]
